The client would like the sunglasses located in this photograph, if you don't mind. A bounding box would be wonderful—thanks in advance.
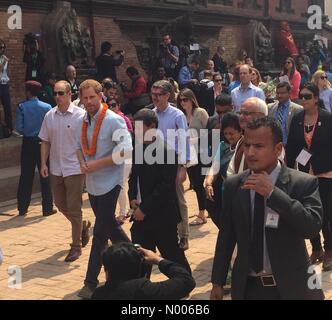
[53,91,65,96]
[179,98,189,103]
[214,79,223,82]
[320,76,328,80]
[109,102,117,108]
[151,92,167,97]
[0,46,5,49]
[299,93,313,100]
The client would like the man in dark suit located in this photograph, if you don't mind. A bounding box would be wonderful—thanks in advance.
[206,94,233,131]
[128,108,191,274]
[268,81,302,146]
[210,117,324,300]
[92,243,195,300]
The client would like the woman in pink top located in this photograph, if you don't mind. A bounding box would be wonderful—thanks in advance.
[281,57,301,100]
[107,97,133,133]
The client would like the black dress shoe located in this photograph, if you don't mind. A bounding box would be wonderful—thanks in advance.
[43,209,57,216]
[18,211,27,217]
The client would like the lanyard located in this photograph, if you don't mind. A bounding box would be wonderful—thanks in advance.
[304,114,318,150]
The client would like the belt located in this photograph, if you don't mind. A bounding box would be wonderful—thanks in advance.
[248,275,277,287]
[23,136,41,141]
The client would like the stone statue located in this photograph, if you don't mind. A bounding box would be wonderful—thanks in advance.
[249,20,275,70]
[42,2,94,74]
[59,9,92,66]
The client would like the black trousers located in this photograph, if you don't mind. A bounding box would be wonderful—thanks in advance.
[311,178,332,252]
[85,185,131,288]
[205,177,223,229]
[0,84,12,130]
[244,277,281,300]
[131,220,191,275]
[187,163,206,211]
[17,138,53,214]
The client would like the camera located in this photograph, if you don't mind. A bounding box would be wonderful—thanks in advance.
[119,82,129,92]
[160,43,170,53]
[23,32,38,46]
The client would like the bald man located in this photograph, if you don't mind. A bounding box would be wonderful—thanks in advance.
[65,65,80,101]
[227,97,268,176]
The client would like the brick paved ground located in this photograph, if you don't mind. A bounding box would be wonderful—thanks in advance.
[0,182,331,300]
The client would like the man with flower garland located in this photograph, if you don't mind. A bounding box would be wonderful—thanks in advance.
[76,79,133,300]
[39,80,91,263]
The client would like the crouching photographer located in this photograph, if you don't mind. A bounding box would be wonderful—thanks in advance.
[91,242,195,300]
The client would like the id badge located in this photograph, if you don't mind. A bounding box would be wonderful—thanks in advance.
[265,212,279,229]
[32,70,37,78]
[296,148,312,167]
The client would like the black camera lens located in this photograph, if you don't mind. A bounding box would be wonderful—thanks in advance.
[104,82,113,90]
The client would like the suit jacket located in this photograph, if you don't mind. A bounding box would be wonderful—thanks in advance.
[211,165,324,300]
[92,259,195,300]
[199,86,228,117]
[286,109,332,175]
[268,100,302,135]
[128,138,181,227]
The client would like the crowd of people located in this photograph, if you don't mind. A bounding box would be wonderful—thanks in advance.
[1,31,332,300]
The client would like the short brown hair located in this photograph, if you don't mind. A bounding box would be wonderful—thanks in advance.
[79,79,103,95]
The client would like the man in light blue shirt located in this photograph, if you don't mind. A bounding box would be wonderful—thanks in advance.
[231,64,265,112]
[178,60,200,88]
[77,79,132,300]
[151,80,191,251]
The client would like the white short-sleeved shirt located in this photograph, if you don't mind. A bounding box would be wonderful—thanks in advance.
[39,103,85,177]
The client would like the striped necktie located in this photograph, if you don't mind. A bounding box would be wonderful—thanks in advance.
[276,104,285,127]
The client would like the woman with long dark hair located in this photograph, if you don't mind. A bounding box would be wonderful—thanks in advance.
[280,57,301,100]
[286,83,332,271]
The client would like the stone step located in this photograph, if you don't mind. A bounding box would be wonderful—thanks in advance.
[0,166,40,203]
[0,136,22,169]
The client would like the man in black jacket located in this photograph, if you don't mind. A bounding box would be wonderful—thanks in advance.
[210,117,324,300]
[95,41,124,83]
[92,243,195,300]
[128,108,191,274]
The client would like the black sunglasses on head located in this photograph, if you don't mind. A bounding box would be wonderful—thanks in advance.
[320,76,328,80]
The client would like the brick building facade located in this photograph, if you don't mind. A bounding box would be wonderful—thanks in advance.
[0,0,331,122]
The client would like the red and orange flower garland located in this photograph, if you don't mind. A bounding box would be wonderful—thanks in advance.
[81,103,108,157]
